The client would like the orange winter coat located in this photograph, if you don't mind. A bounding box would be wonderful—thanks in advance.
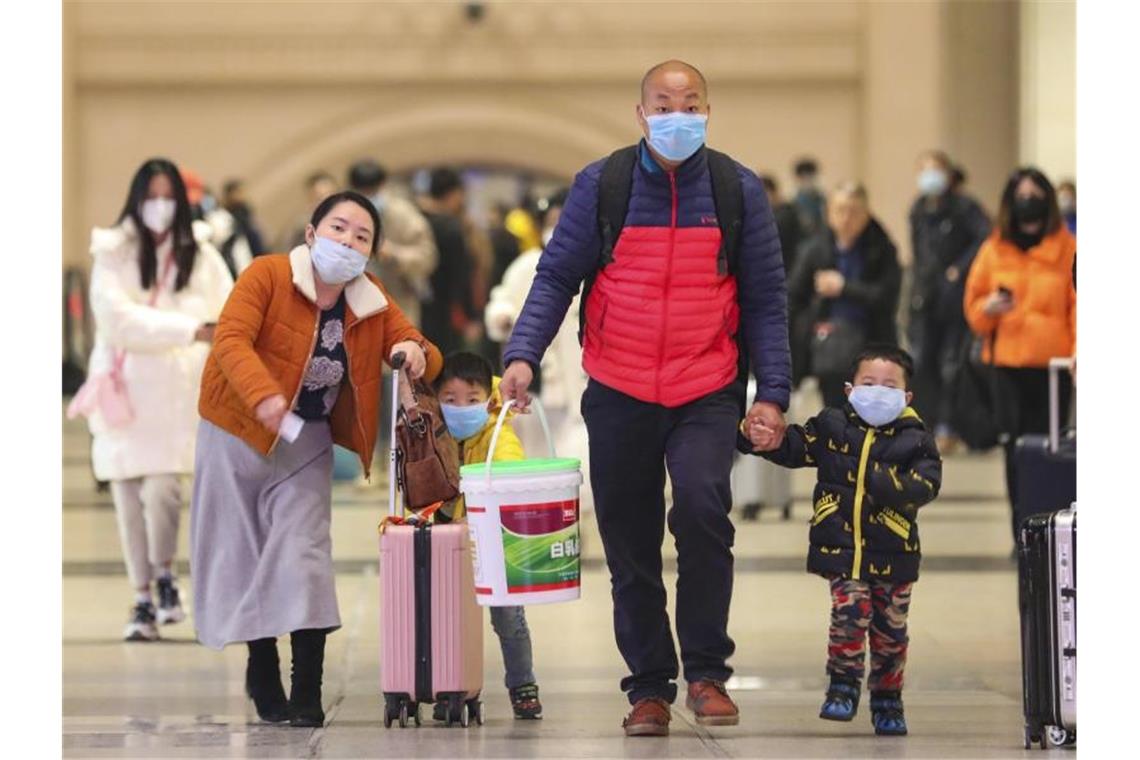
[198,245,443,477]
[963,228,1076,368]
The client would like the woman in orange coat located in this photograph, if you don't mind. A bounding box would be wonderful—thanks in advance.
[963,167,1076,544]
[190,191,442,727]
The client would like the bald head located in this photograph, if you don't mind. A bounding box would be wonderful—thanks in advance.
[641,60,708,104]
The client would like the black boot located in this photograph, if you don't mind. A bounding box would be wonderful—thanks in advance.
[288,629,327,728]
[246,638,288,723]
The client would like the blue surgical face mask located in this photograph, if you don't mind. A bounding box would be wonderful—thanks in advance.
[847,384,908,427]
[917,168,949,197]
[441,403,490,441]
[644,112,708,162]
[310,235,368,284]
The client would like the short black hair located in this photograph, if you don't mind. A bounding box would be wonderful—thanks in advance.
[850,343,915,386]
[429,167,464,200]
[348,159,388,192]
[308,190,383,255]
[222,178,243,197]
[759,174,778,194]
[435,351,493,395]
[794,158,819,177]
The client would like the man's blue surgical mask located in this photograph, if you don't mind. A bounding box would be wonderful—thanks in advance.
[847,385,908,427]
[310,236,368,285]
[645,112,708,162]
[441,403,490,441]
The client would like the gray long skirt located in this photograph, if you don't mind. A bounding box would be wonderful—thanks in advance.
[190,418,341,650]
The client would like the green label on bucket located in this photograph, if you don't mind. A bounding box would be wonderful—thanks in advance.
[499,500,580,593]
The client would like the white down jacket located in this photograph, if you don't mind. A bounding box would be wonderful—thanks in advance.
[86,218,233,481]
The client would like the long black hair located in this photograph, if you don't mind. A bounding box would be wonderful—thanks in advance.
[116,158,199,292]
[996,166,1063,242]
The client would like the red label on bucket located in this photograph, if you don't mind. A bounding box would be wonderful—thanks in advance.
[499,500,579,535]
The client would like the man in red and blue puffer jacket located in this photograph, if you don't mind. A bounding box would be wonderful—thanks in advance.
[499,59,792,737]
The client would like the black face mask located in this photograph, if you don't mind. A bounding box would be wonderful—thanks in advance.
[1013,195,1049,226]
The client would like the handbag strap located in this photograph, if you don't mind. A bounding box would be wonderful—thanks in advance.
[112,251,177,376]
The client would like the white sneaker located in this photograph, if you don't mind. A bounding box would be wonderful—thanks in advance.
[155,577,186,625]
[124,601,160,641]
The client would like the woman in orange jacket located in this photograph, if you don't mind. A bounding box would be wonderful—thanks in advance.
[963,167,1075,543]
[190,191,442,727]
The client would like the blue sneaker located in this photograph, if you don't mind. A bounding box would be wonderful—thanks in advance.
[819,677,860,721]
[870,691,907,736]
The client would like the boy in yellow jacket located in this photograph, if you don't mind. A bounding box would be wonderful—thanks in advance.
[434,351,542,720]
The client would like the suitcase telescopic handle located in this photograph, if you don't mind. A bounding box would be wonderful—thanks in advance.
[388,352,407,518]
[1048,357,1075,454]
[484,397,556,485]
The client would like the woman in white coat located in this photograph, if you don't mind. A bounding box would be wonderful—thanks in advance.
[484,189,593,513]
[81,158,233,641]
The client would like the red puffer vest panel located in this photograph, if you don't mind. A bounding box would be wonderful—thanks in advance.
[582,172,740,407]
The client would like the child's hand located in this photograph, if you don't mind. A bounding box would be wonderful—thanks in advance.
[747,420,780,452]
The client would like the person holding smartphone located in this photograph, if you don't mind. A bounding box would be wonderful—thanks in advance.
[963,167,1076,544]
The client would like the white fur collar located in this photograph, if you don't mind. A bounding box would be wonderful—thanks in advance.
[288,245,388,319]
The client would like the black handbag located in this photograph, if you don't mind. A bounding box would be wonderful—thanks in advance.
[949,331,1007,451]
[810,320,865,377]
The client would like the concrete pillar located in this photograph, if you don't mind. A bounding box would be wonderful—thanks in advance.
[861,0,948,267]
[1019,0,1076,181]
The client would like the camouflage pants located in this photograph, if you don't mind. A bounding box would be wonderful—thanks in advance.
[826,577,912,691]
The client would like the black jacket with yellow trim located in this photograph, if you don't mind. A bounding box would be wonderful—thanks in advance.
[738,403,942,583]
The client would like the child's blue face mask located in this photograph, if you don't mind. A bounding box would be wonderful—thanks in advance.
[441,403,490,441]
[847,384,907,427]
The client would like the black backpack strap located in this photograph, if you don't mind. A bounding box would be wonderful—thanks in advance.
[579,145,638,344]
[597,145,639,267]
[706,148,744,276]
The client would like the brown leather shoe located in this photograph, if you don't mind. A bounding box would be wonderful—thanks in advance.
[622,697,671,736]
[686,680,739,726]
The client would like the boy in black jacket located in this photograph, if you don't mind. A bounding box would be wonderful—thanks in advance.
[740,344,941,736]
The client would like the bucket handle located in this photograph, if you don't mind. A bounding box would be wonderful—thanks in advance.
[485,396,556,483]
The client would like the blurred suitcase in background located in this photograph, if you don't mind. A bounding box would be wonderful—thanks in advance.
[732,452,792,521]
[1014,358,1076,535]
[732,378,794,521]
[1017,506,1076,749]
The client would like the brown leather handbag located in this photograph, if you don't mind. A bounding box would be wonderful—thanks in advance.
[393,366,460,511]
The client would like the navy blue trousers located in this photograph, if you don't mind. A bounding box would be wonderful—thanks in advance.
[581,378,742,704]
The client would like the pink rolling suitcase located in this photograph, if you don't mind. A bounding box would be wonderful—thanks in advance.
[379,352,483,728]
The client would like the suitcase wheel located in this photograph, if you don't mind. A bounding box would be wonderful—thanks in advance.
[1024,726,1041,750]
[412,702,422,727]
[1046,726,1075,747]
[447,695,463,727]
[383,698,396,729]
[398,701,409,728]
[467,698,484,726]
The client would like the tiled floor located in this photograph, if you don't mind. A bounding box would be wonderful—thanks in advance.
[62,398,1069,758]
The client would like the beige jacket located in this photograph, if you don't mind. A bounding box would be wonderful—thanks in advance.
[369,193,437,327]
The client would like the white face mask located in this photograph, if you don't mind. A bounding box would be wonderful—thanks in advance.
[847,384,908,427]
[140,198,177,234]
[310,235,368,284]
